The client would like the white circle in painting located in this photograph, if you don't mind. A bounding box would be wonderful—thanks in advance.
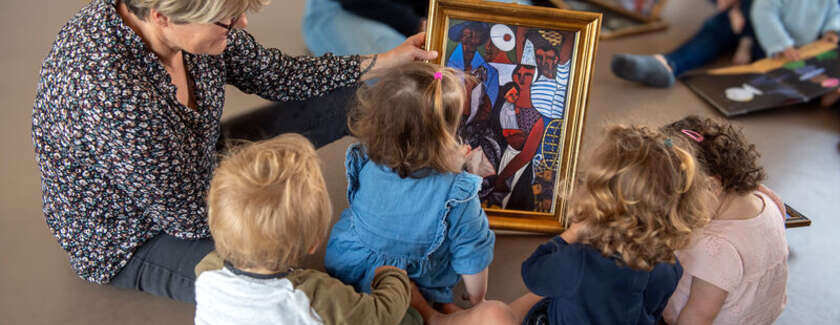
[490,24,516,52]
[725,87,755,102]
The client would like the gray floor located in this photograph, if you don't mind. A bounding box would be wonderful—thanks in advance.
[1,1,838,324]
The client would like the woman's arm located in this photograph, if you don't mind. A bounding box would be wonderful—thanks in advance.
[223,30,436,99]
[223,30,362,102]
[357,33,438,80]
[675,277,728,325]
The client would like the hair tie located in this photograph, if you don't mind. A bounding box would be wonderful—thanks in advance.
[664,138,673,148]
[434,72,443,80]
[680,129,704,143]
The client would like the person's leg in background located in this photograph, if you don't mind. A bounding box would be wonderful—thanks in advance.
[302,0,533,56]
[217,85,358,151]
[110,235,215,303]
[302,0,406,56]
[611,0,753,87]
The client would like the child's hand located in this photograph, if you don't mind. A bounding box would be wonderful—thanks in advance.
[822,31,839,44]
[774,47,800,61]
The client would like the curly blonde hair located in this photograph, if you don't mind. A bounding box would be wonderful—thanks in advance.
[349,62,468,178]
[571,125,712,271]
[207,134,332,272]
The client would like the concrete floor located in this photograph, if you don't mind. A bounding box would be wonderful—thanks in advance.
[1,0,838,324]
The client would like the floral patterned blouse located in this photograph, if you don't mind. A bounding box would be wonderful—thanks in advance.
[32,0,361,283]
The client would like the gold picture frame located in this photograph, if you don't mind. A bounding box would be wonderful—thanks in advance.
[425,0,600,233]
[550,0,668,39]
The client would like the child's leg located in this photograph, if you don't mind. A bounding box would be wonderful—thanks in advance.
[732,36,754,65]
[663,7,744,76]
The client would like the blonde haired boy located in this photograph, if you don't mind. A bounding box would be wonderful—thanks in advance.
[194,134,419,325]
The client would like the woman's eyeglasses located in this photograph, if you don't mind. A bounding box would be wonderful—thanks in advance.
[214,15,240,34]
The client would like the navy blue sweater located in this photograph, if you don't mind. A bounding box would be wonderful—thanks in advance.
[521,236,682,325]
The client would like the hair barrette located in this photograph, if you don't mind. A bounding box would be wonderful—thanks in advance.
[680,129,704,143]
[664,138,673,148]
[434,72,443,80]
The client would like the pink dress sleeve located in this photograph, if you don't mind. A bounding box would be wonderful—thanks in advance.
[679,235,744,293]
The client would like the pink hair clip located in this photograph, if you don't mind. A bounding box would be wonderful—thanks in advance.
[434,72,443,80]
[680,129,704,143]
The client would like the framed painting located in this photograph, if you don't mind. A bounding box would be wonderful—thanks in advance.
[425,0,600,233]
[550,0,668,39]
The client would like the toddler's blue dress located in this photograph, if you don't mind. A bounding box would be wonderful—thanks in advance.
[325,144,495,303]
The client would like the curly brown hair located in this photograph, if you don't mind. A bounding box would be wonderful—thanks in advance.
[571,125,712,271]
[662,115,765,195]
[348,62,468,178]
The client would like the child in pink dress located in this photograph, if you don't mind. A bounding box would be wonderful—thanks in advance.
[661,116,788,325]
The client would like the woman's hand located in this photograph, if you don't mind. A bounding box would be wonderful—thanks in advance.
[360,33,439,79]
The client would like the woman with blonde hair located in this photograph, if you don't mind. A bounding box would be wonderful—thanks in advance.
[32,0,435,303]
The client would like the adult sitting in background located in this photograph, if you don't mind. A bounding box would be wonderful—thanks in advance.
[302,0,532,56]
[32,0,435,303]
[612,0,758,88]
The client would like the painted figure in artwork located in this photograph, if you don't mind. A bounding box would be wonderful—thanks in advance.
[447,22,500,107]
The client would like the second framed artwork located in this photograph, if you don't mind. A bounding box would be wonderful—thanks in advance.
[425,0,601,233]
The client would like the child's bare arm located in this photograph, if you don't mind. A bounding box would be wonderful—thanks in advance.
[676,276,728,325]
[461,267,489,306]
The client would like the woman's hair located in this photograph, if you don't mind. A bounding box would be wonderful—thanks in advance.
[123,0,268,24]
[207,134,332,272]
[662,115,765,195]
[571,125,712,271]
[349,62,468,178]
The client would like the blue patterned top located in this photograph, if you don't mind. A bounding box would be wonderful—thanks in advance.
[31,0,361,283]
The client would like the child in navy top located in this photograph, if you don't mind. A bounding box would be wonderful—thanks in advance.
[325,62,496,313]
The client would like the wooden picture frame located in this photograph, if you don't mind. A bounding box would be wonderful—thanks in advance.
[425,0,600,233]
[784,204,812,228]
[550,0,668,39]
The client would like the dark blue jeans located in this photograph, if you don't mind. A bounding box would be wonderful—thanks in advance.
[110,86,358,303]
[664,0,764,76]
